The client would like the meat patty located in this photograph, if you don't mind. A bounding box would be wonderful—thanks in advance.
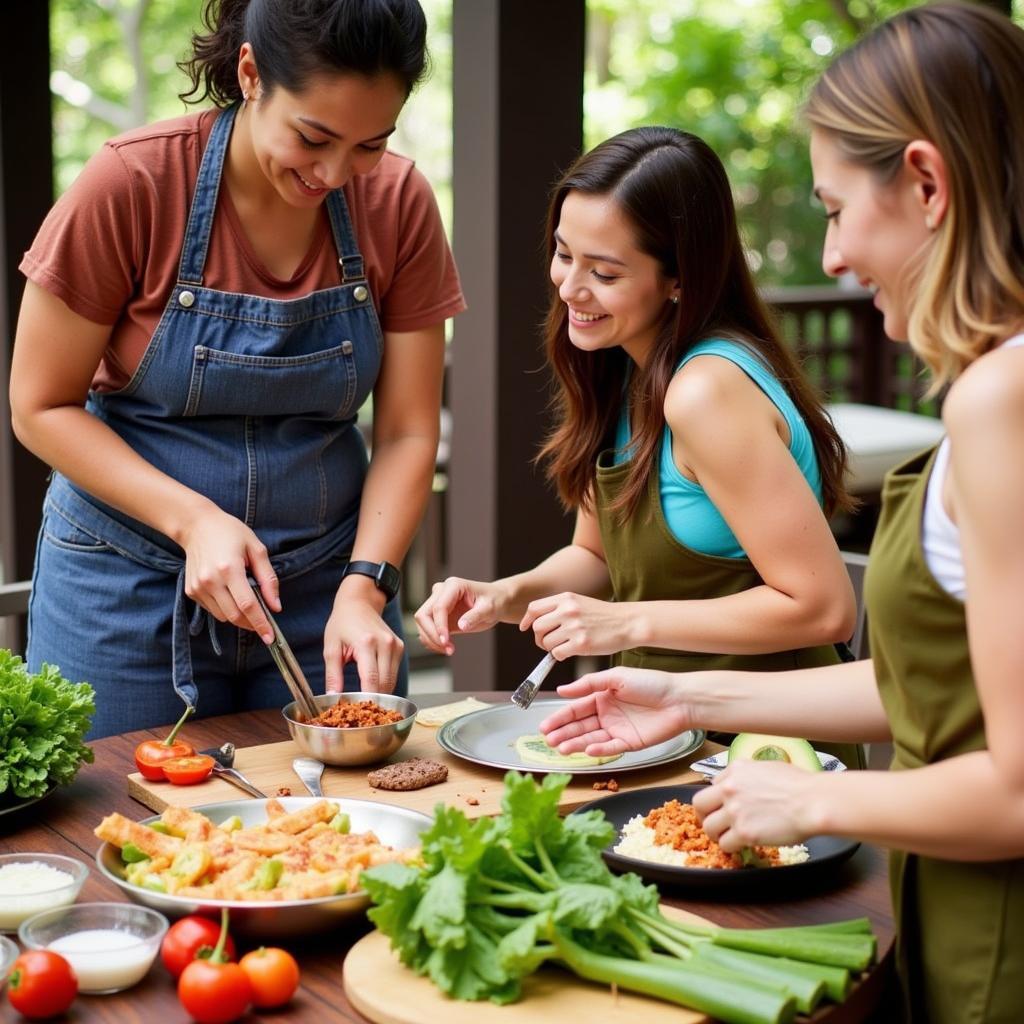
[367,757,449,791]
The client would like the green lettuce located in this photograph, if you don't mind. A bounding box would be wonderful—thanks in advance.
[0,650,95,799]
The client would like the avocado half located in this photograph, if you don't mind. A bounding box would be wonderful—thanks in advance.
[728,733,822,771]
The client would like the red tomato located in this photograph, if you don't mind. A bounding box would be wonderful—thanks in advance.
[239,947,300,1008]
[178,960,252,1024]
[134,704,196,780]
[161,915,238,979]
[7,950,78,1020]
[162,754,215,785]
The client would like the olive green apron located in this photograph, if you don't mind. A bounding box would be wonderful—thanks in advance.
[865,446,1024,1023]
[595,452,865,769]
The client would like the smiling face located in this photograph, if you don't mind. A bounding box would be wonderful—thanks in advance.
[236,47,406,207]
[549,191,678,367]
[811,129,935,342]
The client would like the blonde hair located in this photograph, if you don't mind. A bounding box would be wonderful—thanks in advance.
[805,2,1024,389]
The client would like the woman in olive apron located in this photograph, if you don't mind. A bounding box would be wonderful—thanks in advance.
[541,6,1024,1019]
[11,2,462,737]
[416,126,863,769]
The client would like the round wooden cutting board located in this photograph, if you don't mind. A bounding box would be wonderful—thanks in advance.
[342,907,713,1024]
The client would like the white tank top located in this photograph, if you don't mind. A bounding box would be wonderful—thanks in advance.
[923,334,1024,599]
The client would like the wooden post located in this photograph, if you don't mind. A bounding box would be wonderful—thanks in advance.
[0,2,52,649]
[449,0,585,691]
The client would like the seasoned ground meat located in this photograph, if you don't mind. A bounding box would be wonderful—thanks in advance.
[310,700,404,728]
[643,799,788,869]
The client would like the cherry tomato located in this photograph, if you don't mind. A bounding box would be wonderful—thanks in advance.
[161,915,237,979]
[178,960,251,1023]
[7,950,78,1020]
[135,704,196,780]
[239,947,300,1008]
[162,754,215,785]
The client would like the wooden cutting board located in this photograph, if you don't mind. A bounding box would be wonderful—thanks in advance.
[343,905,716,1024]
[127,722,721,819]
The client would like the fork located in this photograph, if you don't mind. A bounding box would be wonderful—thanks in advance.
[510,652,558,710]
[292,756,325,798]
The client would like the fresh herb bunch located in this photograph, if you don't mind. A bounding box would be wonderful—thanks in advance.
[362,771,876,1024]
[0,650,95,799]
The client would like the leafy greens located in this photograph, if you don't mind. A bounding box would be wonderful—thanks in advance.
[0,650,95,799]
[363,771,876,1024]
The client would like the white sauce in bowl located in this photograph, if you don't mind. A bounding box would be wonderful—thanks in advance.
[48,929,156,993]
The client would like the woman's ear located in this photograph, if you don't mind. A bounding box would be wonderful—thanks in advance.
[904,140,949,231]
[237,42,261,103]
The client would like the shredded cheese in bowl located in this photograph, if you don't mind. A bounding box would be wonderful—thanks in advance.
[613,799,809,869]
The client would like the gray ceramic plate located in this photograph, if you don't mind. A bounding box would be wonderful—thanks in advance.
[95,797,431,938]
[436,700,705,775]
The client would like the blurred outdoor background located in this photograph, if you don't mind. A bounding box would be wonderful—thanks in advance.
[53,0,1024,288]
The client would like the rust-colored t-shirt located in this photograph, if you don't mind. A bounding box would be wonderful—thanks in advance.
[20,110,465,392]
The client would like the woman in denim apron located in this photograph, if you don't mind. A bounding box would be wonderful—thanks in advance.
[11,1,459,737]
[541,6,1024,1019]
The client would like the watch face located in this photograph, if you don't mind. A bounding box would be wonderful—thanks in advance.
[378,562,401,596]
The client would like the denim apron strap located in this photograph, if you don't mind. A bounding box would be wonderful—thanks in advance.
[177,104,237,287]
[325,189,365,281]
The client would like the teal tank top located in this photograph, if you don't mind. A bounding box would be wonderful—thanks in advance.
[614,338,824,559]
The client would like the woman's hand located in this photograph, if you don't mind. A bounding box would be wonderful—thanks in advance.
[520,592,632,659]
[414,577,510,655]
[538,668,692,757]
[323,594,404,694]
[180,505,278,642]
[692,759,824,852]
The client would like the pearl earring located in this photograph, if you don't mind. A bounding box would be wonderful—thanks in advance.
[925,215,935,231]
[670,296,679,305]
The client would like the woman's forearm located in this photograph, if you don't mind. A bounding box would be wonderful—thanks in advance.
[12,404,216,545]
[626,582,853,655]
[347,432,437,570]
[495,545,613,623]
[804,751,1024,860]
[685,659,891,742]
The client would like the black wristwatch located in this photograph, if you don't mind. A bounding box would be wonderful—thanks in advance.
[343,560,402,602]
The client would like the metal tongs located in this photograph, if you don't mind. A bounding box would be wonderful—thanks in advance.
[250,583,321,722]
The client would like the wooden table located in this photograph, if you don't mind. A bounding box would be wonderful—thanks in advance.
[0,695,899,1023]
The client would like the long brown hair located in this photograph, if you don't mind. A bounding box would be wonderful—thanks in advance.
[538,126,851,519]
[805,2,1024,388]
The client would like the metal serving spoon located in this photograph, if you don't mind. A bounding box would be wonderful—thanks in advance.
[199,742,268,799]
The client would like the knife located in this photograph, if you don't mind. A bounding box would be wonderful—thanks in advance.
[510,652,558,710]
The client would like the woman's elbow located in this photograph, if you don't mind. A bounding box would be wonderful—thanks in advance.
[813,587,857,646]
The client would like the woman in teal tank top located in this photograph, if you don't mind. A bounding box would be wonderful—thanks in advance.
[541,7,1024,1020]
[414,125,861,725]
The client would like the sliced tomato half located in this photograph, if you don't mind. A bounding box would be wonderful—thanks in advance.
[162,754,215,785]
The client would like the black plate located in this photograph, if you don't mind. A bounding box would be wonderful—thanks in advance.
[572,783,860,896]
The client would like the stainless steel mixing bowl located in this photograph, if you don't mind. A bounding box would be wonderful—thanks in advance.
[282,692,417,767]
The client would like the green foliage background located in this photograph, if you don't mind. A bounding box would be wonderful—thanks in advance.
[49,0,1022,287]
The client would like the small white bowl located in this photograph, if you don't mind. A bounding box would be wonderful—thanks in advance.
[19,902,168,994]
[0,853,89,932]
[0,934,18,988]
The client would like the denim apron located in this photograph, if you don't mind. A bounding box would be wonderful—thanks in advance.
[865,447,1024,1023]
[27,105,407,738]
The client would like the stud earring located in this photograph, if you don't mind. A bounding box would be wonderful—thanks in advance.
[924,215,935,231]
[670,295,679,305]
